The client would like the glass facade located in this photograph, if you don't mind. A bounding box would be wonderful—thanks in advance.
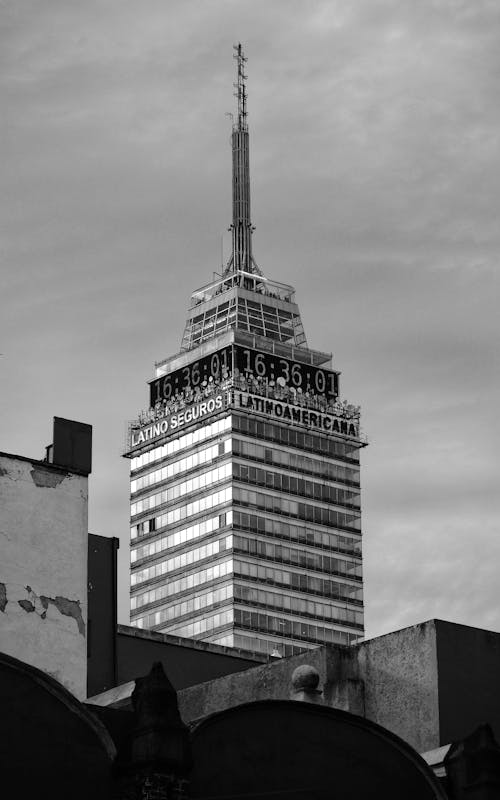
[181,287,308,351]
[128,376,365,656]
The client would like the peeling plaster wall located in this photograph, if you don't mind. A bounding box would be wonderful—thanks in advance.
[0,454,88,699]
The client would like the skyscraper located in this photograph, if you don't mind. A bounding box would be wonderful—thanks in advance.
[125,45,365,657]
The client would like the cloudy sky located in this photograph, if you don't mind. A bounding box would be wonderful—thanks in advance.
[2,0,499,639]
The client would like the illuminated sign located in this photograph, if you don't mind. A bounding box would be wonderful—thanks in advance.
[237,393,359,438]
[130,394,227,448]
[234,345,339,400]
[150,346,232,406]
[149,344,339,407]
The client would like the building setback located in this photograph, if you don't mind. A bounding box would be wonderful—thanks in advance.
[125,45,366,657]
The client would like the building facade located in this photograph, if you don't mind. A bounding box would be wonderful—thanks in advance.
[126,46,365,657]
[0,417,92,699]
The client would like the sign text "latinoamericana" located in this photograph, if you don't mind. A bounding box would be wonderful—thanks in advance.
[238,393,359,438]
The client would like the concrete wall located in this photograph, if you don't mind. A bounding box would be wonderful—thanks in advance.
[177,621,441,752]
[178,644,363,723]
[0,453,88,698]
[86,616,500,757]
[358,621,440,753]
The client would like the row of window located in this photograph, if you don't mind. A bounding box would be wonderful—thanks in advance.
[232,416,360,462]
[234,609,356,647]
[188,302,297,342]
[131,439,230,495]
[212,632,317,659]
[231,633,314,658]
[233,536,362,581]
[211,633,236,649]
[233,438,360,486]
[130,486,232,539]
[234,560,363,605]
[233,487,360,532]
[186,309,302,347]
[130,417,231,472]
[234,584,364,628]
[131,511,232,564]
[233,511,361,557]
[131,463,232,517]
[131,536,232,587]
[132,584,234,629]
[159,608,234,639]
[233,463,360,510]
[130,557,233,611]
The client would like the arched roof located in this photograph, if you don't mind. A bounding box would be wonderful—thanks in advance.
[190,699,447,799]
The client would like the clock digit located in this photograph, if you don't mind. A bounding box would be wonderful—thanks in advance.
[191,362,201,386]
[291,363,302,386]
[162,377,173,400]
[279,359,290,383]
[243,349,252,373]
[211,353,220,377]
[328,373,338,398]
[255,353,266,377]
[315,369,326,393]
[182,366,190,388]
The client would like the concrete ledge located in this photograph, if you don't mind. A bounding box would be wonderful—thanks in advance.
[87,680,136,709]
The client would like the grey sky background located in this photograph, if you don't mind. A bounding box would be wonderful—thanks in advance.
[2,0,499,639]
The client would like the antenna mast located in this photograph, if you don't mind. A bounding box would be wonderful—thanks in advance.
[225,44,260,275]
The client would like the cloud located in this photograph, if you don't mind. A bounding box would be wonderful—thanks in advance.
[2,0,499,639]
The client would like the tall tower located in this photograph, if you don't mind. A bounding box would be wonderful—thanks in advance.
[125,46,365,658]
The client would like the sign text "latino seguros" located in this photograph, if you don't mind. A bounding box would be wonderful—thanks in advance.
[130,395,226,448]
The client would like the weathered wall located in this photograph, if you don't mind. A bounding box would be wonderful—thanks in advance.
[178,644,362,723]
[178,621,441,752]
[358,621,440,753]
[0,453,88,698]
[88,618,500,756]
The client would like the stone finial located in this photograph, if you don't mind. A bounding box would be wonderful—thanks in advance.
[290,665,323,704]
[130,662,191,771]
[131,662,180,731]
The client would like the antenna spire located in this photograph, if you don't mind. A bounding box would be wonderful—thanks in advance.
[234,42,248,131]
[224,44,260,276]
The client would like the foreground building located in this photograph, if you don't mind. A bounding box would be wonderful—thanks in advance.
[0,417,92,699]
[125,45,365,657]
[2,417,500,799]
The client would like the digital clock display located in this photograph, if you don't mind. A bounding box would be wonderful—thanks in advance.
[234,345,339,400]
[149,345,232,406]
[149,343,339,407]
